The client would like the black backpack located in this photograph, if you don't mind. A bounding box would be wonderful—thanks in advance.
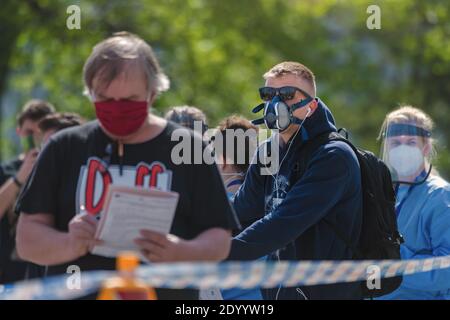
[293,129,404,298]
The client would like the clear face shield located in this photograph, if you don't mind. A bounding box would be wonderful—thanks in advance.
[380,121,433,185]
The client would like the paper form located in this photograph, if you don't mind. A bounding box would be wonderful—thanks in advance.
[91,185,179,258]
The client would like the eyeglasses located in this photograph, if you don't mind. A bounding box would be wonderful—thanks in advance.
[259,86,311,101]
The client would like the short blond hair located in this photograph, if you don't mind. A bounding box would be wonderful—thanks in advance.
[83,31,170,95]
[263,61,316,96]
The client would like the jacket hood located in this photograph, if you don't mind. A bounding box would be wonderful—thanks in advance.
[301,98,337,141]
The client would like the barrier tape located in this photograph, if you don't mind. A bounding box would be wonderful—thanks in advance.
[1,255,449,300]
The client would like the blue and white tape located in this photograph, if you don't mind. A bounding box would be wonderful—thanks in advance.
[1,255,449,299]
[0,270,112,300]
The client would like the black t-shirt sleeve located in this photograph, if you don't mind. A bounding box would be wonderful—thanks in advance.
[15,139,61,216]
[190,161,241,235]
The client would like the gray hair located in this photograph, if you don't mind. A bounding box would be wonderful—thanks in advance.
[83,31,170,96]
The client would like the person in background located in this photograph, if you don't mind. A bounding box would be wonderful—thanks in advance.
[164,105,208,137]
[213,115,262,300]
[24,111,86,281]
[214,115,258,201]
[377,106,450,300]
[38,112,85,146]
[0,99,54,283]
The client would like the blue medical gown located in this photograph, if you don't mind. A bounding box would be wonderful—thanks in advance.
[379,175,450,299]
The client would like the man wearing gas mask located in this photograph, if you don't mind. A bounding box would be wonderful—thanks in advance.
[228,61,363,300]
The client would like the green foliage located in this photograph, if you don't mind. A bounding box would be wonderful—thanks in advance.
[0,0,449,177]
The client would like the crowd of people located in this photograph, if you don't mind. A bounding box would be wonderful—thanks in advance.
[0,31,448,300]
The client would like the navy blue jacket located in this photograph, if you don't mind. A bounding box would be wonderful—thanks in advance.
[229,99,363,300]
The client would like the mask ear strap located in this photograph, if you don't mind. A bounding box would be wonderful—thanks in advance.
[146,90,156,102]
[89,91,97,102]
[252,103,265,113]
[252,118,265,125]
[291,106,312,125]
[290,97,313,112]
[251,102,267,125]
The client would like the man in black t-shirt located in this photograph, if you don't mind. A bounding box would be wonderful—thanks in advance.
[15,32,239,300]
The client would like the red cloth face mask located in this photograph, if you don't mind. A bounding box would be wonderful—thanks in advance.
[95,100,148,136]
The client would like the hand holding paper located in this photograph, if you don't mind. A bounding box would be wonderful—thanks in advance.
[91,186,179,258]
[134,229,192,263]
[67,212,103,261]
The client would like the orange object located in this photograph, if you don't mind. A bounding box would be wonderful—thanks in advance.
[97,252,157,300]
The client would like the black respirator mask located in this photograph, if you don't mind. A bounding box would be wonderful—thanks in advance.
[251,88,313,131]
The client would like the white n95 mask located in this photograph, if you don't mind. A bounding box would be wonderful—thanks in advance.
[388,145,424,178]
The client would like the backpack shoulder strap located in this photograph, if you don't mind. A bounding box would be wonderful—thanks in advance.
[293,131,362,258]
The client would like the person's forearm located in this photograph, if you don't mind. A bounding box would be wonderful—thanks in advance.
[16,217,76,266]
[0,179,20,219]
[186,228,231,261]
[228,213,301,261]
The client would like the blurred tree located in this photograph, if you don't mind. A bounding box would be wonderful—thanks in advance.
[0,0,448,177]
